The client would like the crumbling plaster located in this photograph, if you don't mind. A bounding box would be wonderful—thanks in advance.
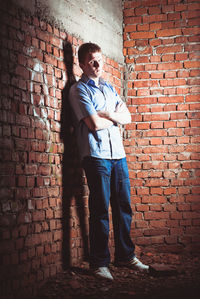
[13,0,124,63]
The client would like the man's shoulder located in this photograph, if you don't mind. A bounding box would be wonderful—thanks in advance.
[100,78,114,89]
[102,80,116,95]
[70,78,88,93]
[69,79,91,106]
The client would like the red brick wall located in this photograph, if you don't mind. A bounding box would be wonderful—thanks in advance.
[123,0,200,253]
[0,3,124,296]
[1,0,200,296]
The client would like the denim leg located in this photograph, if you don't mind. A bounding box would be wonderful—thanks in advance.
[83,157,111,268]
[110,158,135,262]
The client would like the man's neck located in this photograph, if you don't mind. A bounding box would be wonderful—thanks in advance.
[93,78,100,86]
[85,74,100,86]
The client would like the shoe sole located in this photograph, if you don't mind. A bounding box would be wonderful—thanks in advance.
[93,273,114,280]
[115,263,149,272]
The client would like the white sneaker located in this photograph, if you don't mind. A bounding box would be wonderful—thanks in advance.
[117,257,149,272]
[92,267,114,280]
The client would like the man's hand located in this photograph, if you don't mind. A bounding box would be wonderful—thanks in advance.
[98,102,127,119]
[115,101,127,113]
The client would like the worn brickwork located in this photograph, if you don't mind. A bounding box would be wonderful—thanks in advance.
[0,2,123,297]
[0,0,200,296]
[123,0,200,253]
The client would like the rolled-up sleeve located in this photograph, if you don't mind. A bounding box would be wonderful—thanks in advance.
[69,83,97,123]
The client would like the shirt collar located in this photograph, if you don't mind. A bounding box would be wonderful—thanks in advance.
[81,74,106,87]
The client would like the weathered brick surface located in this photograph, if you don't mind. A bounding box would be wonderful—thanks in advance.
[1,0,200,297]
[0,2,124,296]
[123,0,200,254]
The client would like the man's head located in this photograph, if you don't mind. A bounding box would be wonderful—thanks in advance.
[78,42,103,79]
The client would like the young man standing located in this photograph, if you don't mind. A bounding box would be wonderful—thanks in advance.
[69,43,149,280]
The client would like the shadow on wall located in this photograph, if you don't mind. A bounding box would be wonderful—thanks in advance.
[60,37,89,269]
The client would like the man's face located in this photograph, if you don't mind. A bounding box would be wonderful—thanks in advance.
[80,51,103,79]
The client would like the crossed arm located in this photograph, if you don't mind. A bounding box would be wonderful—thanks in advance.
[83,101,131,131]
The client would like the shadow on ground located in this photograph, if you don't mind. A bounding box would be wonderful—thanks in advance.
[35,253,200,299]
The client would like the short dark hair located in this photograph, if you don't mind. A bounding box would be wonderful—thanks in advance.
[78,42,101,64]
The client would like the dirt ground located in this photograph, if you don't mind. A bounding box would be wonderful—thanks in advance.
[35,253,200,299]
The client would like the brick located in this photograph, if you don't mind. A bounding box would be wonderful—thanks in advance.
[132,97,157,105]
[150,39,162,48]
[170,112,186,120]
[168,12,181,21]
[177,120,189,128]
[143,14,167,23]
[123,8,134,17]
[164,137,176,145]
[149,204,163,212]
[143,146,168,154]
[130,31,155,39]
[149,6,161,14]
[188,78,200,86]
[184,61,200,69]
[164,121,176,128]
[136,204,149,212]
[158,62,183,70]
[150,138,162,145]
[151,73,163,79]
[137,89,150,96]
[137,24,149,31]
[157,28,181,37]
[137,71,149,79]
[190,69,200,77]
[176,54,188,63]
[164,187,177,195]
[50,36,61,48]
[185,127,200,136]
[151,106,163,113]
[144,211,169,220]
[165,71,176,78]
[36,28,50,42]
[182,27,200,36]
[168,128,183,136]
[38,165,51,176]
[145,179,169,187]
[183,212,200,219]
[150,188,163,195]
[124,16,142,24]
[164,170,176,178]
[44,54,58,67]
[162,54,174,62]
[128,46,152,56]
[145,130,167,137]
[188,18,200,27]
[158,96,184,103]
[137,123,150,130]
[186,95,200,102]
[135,7,148,15]
[124,40,135,48]
[32,211,45,221]
[157,45,182,54]
[46,208,53,219]
[144,114,169,121]
[15,65,30,80]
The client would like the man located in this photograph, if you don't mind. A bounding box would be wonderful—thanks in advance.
[69,42,149,280]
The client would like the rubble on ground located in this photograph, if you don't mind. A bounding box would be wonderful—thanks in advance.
[35,253,200,299]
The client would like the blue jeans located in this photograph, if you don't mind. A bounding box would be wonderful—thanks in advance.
[82,156,135,268]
